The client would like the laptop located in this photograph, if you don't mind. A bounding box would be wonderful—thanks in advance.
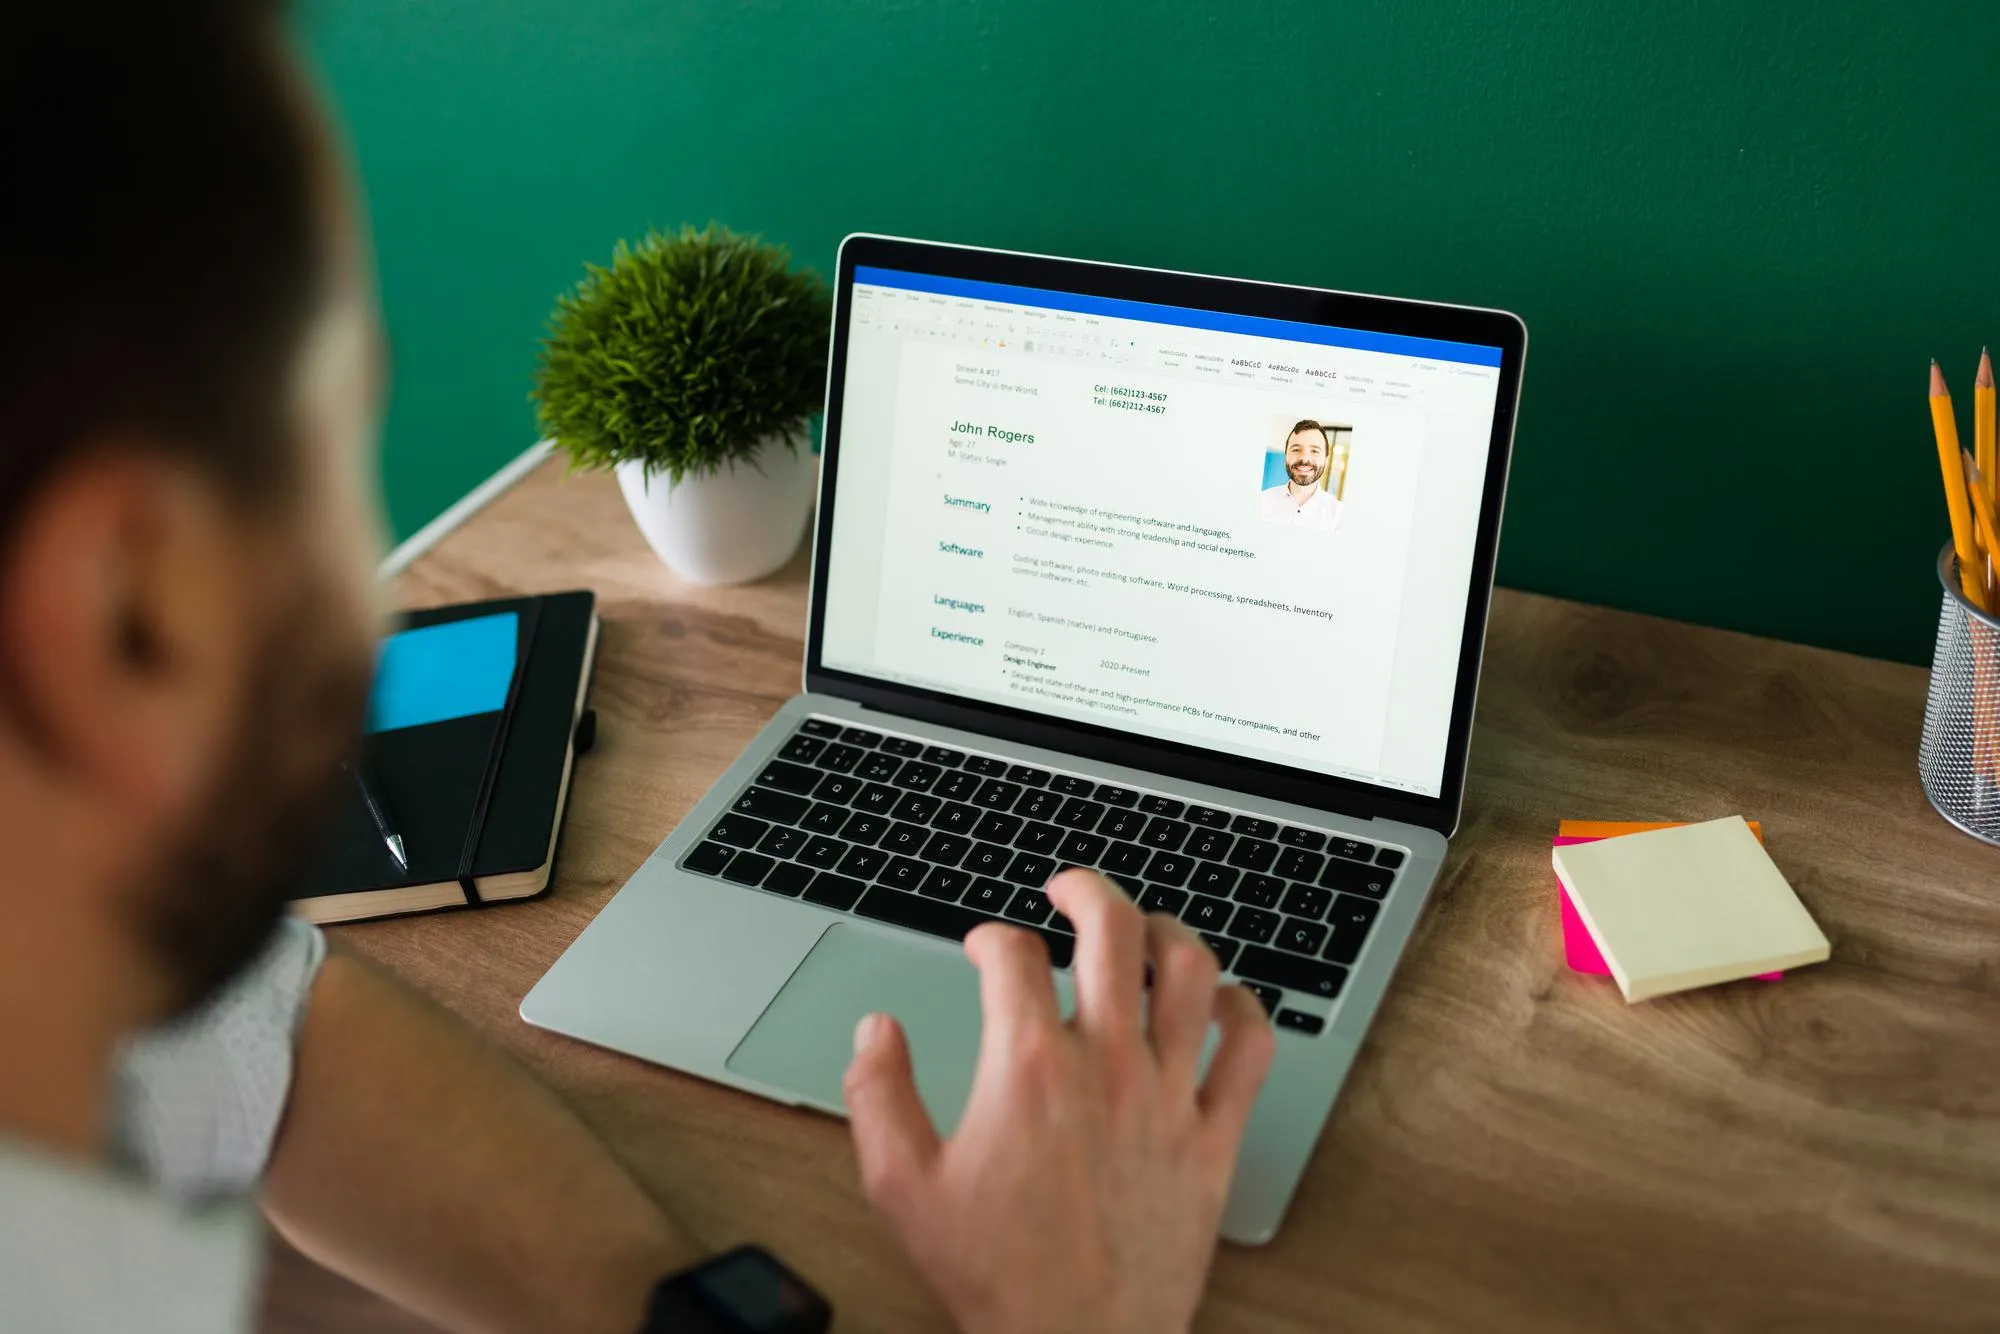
[522,235,1527,1243]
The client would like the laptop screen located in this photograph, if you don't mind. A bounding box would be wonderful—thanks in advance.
[818,262,1506,800]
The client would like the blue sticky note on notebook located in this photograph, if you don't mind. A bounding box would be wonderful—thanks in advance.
[365,612,519,734]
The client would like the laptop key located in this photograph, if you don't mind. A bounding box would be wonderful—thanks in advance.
[1322,894,1382,964]
[1093,784,1139,807]
[1375,848,1406,868]
[1275,1009,1325,1035]
[1226,838,1279,872]
[1239,982,1282,1014]
[1329,837,1377,864]
[962,842,1014,877]
[852,783,901,815]
[732,788,809,824]
[1004,852,1057,887]
[764,863,814,897]
[1275,848,1324,881]
[880,823,929,856]
[963,877,1012,913]
[892,762,942,792]
[756,761,822,795]
[880,737,924,757]
[1186,827,1232,860]
[1098,808,1146,841]
[682,841,734,875]
[920,866,971,900]
[779,735,826,764]
[856,888,1074,968]
[1004,888,1054,925]
[1187,804,1231,828]
[813,773,865,804]
[973,779,1024,809]
[891,792,942,823]
[1227,905,1280,944]
[1182,894,1230,931]
[1189,862,1239,897]
[930,801,982,835]
[721,850,776,886]
[857,753,902,783]
[878,857,929,891]
[797,837,846,869]
[800,803,849,836]
[922,832,972,866]
[1139,885,1189,915]
[1234,945,1348,1000]
[922,745,967,766]
[1014,821,1064,854]
[1139,795,1185,817]
[757,827,808,859]
[1230,816,1278,839]
[1234,873,1284,908]
[964,755,1008,776]
[1101,842,1150,877]
[1050,774,1095,796]
[709,814,771,848]
[935,770,982,802]
[803,872,865,911]
[973,811,1023,842]
[1054,797,1106,829]
[1015,789,1063,821]
[1146,852,1195,887]
[841,813,890,846]
[1278,827,1327,850]
[1320,860,1394,899]
[836,846,888,879]
[1007,765,1052,787]
[1140,817,1191,851]
[840,727,884,747]
[813,743,864,774]
[1278,918,1329,956]
[1198,932,1240,970]
[1057,831,1108,865]
[1281,883,1332,919]
[799,719,842,738]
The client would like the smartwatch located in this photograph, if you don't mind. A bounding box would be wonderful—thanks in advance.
[642,1246,831,1334]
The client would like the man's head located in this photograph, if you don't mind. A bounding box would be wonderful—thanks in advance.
[1283,420,1329,490]
[1,3,383,1028]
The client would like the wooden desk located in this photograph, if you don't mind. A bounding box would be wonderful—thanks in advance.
[264,458,2000,1333]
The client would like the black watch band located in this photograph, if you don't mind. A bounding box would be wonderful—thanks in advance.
[642,1246,831,1334]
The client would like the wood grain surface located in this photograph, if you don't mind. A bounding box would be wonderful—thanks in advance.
[262,458,2000,1334]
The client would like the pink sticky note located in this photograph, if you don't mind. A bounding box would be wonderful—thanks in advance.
[1553,833,1781,981]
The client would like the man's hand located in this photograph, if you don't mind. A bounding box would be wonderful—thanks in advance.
[843,868,1276,1334]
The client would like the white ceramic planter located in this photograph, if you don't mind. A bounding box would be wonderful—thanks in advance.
[614,433,815,585]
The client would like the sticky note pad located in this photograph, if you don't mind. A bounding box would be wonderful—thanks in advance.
[1552,816,1828,1003]
[1554,821,1778,980]
[366,612,519,734]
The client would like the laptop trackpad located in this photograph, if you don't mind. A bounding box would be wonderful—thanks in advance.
[726,922,1073,1133]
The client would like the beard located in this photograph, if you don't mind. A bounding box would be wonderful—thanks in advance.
[1288,461,1322,487]
[135,568,372,1019]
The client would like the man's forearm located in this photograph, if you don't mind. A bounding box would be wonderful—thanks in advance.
[261,946,701,1334]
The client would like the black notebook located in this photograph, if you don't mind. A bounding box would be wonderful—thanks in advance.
[291,590,600,924]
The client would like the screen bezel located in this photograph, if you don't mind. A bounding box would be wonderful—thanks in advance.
[804,234,1526,836]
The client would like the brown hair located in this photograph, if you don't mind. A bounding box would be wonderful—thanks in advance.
[1,1,319,543]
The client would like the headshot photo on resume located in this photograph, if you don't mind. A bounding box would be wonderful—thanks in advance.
[1258,415,1351,531]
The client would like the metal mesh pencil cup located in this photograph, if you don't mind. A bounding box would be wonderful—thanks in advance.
[1920,543,2000,846]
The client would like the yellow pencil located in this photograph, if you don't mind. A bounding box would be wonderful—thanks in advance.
[1933,361,1988,611]
[1964,451,2000,785]
[1980,348,1998,506]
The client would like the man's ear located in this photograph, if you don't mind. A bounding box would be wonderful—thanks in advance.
[0,451,256,824]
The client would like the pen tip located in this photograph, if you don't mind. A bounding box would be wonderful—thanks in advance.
[386,834,408,871]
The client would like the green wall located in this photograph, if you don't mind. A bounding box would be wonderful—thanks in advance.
[302,0,2000,665]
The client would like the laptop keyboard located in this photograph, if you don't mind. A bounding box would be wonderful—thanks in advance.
[677,718,1407,1036]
